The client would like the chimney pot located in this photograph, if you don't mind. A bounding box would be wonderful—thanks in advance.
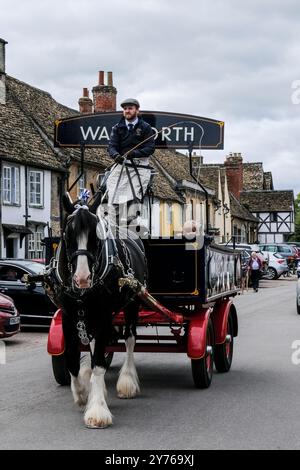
[0,38,8,105]
[0,38,8,74]
[83,87,89,98]
[99,71,104,85]
[107,71,113,86]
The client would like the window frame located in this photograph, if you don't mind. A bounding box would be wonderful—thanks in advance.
[28,225,45,259]
[28,169,44,208]
[2,164,21,206]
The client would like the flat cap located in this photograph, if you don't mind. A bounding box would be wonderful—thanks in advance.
[120,98,140,108]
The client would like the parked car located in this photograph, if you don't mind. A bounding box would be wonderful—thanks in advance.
[297,278,300,315]
[259,243,299,273]
[264,252,289,280]
[0,260,56,327]
[287,244,300,258]
[259,243,299,260]
[0,292,20,338]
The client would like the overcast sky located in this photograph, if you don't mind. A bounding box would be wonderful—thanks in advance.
[1,0,299,194]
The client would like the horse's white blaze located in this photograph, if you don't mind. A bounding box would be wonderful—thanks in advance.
[84,366,113,428]
[74,232,91,288]
[117,335,140,399]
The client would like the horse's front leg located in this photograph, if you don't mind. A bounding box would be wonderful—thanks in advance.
[117,303,140,399]
[63,315,91,407]
[84,333,113,428]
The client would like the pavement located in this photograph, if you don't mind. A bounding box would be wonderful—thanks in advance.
[0,276,300,450]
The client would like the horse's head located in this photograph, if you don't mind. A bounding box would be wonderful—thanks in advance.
[63,194,100,290]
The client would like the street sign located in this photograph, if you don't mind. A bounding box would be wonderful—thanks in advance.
[54,111,224,150]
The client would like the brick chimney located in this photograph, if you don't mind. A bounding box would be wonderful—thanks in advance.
[78,87,93,114]
[224,152,243,199]
[0,38,7,105]
[92,71,117,112]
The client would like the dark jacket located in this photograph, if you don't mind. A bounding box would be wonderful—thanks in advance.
[107,117,155,160]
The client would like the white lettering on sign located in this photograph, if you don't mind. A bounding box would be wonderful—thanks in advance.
[80,126,110,141]
[152,127,159,140]
[151,126,195,142]
[98,127,109,140]
[161,127,172,141]
[172,127,182,141]
[184,127,194,141]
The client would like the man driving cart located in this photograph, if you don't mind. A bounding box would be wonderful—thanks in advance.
[107,98,155,225]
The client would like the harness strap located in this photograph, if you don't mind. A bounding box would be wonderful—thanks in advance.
[69,249,95,264]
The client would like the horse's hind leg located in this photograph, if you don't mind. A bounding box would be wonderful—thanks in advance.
[117,302,140,399]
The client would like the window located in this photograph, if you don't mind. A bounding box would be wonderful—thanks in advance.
[277,246,291,254]
[166,203,173,225]
[77,171,86,198]
[0,265,26,282]
[28,226,44,259]
[270,212,278,222]
[3,165,20,204]
[190,199,194,219]
[29,170,43,206]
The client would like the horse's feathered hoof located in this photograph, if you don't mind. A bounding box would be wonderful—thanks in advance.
[117,372,140,399]
[84,406,113,429]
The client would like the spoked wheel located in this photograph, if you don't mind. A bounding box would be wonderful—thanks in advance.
[214,313,234,373]
[191,319,214,389]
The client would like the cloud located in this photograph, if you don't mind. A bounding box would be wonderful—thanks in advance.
[1,0,299,195]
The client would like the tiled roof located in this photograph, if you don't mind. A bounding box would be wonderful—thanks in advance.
[194,164,221,194]
[0,78,66,171]
[153,151,215,193]
[229,193,258,222]
[5,76,111,168]
[240,190,294,212]
[2,76,181,201]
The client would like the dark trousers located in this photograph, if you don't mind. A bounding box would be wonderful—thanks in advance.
[251,269,260,290]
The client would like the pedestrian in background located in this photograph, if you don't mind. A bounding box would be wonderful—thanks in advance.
[248,252,262,292]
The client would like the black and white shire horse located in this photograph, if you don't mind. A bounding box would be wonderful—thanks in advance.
[57,194,147,428]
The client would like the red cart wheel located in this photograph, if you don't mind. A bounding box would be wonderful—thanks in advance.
[191,319,214,389]
[52,353,71,386]
[214,313,234,373]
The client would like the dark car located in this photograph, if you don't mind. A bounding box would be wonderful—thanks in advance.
[0,260,56,327]
[0,292,20,338]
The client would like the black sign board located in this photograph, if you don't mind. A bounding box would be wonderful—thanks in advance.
[54,111,224,150]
